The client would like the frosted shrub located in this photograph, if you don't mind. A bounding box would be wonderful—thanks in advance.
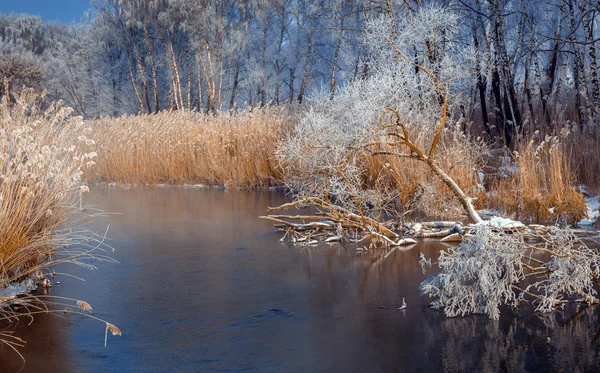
[277,5,485,219]
[420,225,600,319]
[420,225,524,319]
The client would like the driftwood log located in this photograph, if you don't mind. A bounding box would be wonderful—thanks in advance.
[262,197,599,248]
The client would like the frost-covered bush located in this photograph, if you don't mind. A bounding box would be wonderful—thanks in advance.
[420,225,600,319]
[277,5,484,218]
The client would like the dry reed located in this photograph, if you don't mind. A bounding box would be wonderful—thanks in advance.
[0,89,119,359]
[84,108,292,187]
[0,89,97,285]
[484,133,587,224]
[470,94,600,192]
[359,126,487,219]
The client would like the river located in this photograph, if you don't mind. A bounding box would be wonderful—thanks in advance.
[1,187,599,372]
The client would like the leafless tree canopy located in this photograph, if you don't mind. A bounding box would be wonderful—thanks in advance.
[0,54,43,95]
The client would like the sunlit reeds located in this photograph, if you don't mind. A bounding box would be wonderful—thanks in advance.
[359,127,487,219]
[0,89,98,285]
[0,89,119,359]
[485,133,587,224]
[84,108,292,187]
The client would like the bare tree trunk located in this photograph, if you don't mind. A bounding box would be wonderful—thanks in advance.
[229,58,240,111]
[288,67,295,104]
[568,0,589,127]
[330,38,342,101]
[166,54,180,111]
[522,8,535,130]
[495,3,521,141]
[143,25,159,113]
[201,40,217,114]
[129,29,151,113]
[544,0,564,127]
[121,28,145,114]
[195,40,203,111]
[274,4,286,106]
[169,40,185,111]
[330,13,344,101]
[583,4,599,122]
[297,29,313,104]
[187,41,192,111]
[218,58,229,112]
[111,78,118,116]
[490,0,511,147]
[260,24,268,107]
[533,53,546,124]
[524,61,535,127]
[472,21,491,139]
[491,67,506,144]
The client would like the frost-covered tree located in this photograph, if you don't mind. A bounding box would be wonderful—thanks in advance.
[276,4,484,222]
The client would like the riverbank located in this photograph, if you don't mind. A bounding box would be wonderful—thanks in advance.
[83,109,597,226]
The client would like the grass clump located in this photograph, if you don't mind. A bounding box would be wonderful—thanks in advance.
[0,89,98,284]
[0,89,119,358]
[485,133,587,224]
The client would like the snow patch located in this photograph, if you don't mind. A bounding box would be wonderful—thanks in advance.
[477,216,526,230]
[577,185,592,197]
[579,196,599,226]
[0,279,35,300]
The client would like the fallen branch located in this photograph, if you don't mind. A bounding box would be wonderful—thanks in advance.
[420,225,600,319]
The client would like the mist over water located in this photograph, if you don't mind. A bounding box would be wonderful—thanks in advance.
[1,188,599,372]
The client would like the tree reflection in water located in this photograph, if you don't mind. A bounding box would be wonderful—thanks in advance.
[295,241,600,372]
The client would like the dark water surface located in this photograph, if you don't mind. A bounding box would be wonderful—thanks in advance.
[1,188,600,372]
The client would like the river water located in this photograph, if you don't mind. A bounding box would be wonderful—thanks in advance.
[1,188,600,372]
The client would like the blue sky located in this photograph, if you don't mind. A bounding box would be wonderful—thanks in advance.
[0,0,92,23]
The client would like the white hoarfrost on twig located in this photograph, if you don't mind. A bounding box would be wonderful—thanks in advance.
[420,225,600,319]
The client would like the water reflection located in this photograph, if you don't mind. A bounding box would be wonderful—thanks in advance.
[0,310,74,372]
[0,187,599,372]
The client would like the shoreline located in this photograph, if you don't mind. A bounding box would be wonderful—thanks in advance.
[88,183,600,229]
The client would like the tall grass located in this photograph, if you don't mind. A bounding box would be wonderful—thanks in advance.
[467,96,596,223]
[483,135,587,224]
[471,95,600,191]
[84,108,292,187]
[0,90,95,285]
[0,89,119,359]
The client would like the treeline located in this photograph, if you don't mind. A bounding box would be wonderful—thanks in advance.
[0,0,599,147]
